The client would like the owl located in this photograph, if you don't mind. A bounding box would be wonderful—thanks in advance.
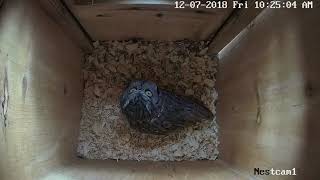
[120,80,214,135]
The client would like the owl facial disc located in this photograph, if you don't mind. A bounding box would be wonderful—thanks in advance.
[122,88,153,114]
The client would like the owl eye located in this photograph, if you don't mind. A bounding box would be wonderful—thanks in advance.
[145,90,153,97]
[129,88,136,93]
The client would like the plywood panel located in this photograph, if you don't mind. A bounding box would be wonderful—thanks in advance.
[0,1,244,180]
[66,2,234,41]
[2,0,319,180]
[74,0,173,5]
[208,0,267,55]
[217,6,320,180]
[0,0,83,179]
[44,160,248,180]
[39,0,92,51]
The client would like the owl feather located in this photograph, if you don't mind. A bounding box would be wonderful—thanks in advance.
[120,80,213,134]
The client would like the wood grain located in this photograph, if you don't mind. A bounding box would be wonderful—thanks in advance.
[0,1,241,180]
[1,0,319,179]
[0,0,82,179]
[74,0,173,5]
[217,7,320,180]
[39,0,92,51]
[66,2,234,41]
[208,0,267,55]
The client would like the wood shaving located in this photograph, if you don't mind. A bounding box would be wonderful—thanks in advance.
[77,40,219,161]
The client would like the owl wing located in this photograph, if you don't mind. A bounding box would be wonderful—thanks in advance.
[150,90,213,133]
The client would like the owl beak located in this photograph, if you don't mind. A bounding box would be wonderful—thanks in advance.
[137,94,152,114]
[123,99,130,109]
[122,91,143,109]
[122,93,137,109]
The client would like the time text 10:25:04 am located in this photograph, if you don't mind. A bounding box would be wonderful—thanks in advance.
[174,1,314,9]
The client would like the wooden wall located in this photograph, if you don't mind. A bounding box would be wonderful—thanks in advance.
[0,0,83,179]
[0,0,241,180]
[65,1,234,41]
[1,0,319,179]
[217,6,320,180]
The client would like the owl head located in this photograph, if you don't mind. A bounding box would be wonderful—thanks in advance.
[120,80,160,115]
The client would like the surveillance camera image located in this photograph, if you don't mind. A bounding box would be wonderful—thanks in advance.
[0,0,319,180]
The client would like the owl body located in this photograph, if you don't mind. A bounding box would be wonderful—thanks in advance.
[120,80,213,134]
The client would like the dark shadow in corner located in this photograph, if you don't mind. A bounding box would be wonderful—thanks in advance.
[295,7,320,180]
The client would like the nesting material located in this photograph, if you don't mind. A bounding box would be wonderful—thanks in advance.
[77,40,219,161]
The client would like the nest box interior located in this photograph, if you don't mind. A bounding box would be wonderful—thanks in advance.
[0,0,319,179]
